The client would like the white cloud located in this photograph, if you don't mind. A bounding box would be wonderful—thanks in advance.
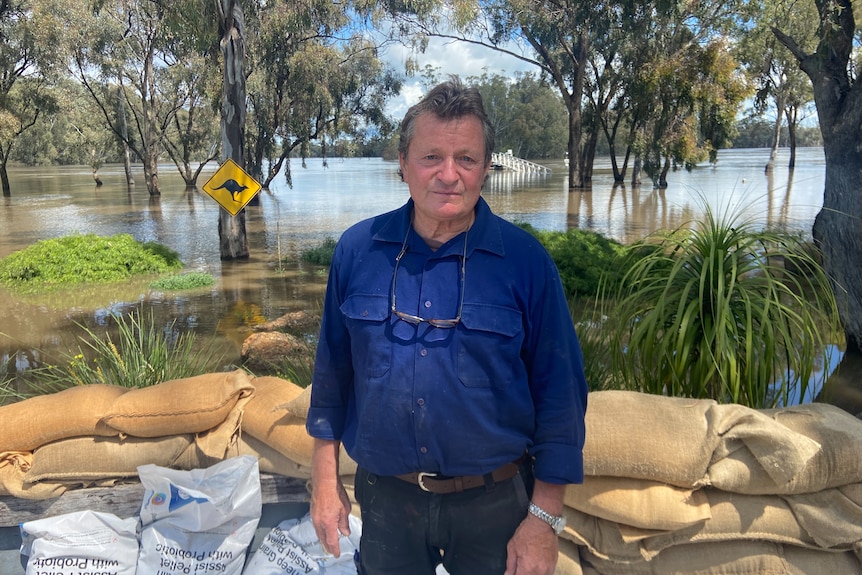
[380,32,537,120]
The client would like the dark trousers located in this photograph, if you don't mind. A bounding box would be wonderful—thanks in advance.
[353,462,534,575]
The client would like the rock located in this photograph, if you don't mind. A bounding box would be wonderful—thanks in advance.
[241,331,312,373]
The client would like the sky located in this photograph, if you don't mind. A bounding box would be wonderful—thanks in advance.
[379,34,538,120]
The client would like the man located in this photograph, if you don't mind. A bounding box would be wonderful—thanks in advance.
[306,76,588,575]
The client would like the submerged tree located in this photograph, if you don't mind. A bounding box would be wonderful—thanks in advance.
[773,0,862,360]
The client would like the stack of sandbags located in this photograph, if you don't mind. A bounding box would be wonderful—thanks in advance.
[0,370,333,500]
[557,390,862,575]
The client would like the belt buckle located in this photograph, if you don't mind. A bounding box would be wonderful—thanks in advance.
[417,472,437,492]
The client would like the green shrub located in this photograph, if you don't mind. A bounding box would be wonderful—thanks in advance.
[519,224,627,298]
[301,237,338,266]
[150,272,215,290]
[606,207,842,408]
[0,234,182,291]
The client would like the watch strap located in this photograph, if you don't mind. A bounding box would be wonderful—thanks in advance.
[528,502,566,534]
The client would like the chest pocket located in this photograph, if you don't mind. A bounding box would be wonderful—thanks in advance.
[341,293,391,378]
[457,303,524,388]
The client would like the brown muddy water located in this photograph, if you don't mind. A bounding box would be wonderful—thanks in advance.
[0,149,844,404]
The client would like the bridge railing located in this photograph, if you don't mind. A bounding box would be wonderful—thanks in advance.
[491,151,551,174]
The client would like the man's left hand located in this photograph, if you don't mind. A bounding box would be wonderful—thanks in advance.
[504,513,559,575]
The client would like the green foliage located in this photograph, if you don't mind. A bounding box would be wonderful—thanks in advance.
[0,234,182,290]
[520,224,627,298]
[23,309,227,393]
[150,272,215,291]
[275,353,315,389]
[606,206,841,408]
[301,237,338,266]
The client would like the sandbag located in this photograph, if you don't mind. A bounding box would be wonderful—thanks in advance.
[708,403,862,494]
[100,370,254,438]
[243,376,356,474]
[563,486,862,565]
[583,391,717,487]
[555,538,585,575]
[25,434,194,483]
[0,384,126,452]
[564,476,711,531]
[275,383,311,419]
[0,451,67,500]
[781,483,862,548]
[580,539,862,575]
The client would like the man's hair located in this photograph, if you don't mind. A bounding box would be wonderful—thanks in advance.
[398,76,495,167]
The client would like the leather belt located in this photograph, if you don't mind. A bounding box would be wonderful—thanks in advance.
[395,457,525,494]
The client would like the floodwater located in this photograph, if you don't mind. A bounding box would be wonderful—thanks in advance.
[0,148,836,393]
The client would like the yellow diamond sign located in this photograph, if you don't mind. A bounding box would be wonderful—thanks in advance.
[202,158,262,216]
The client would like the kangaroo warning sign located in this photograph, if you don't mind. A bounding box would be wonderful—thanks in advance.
[202,158,262,216]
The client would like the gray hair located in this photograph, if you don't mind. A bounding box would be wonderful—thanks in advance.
[398,76,495,171]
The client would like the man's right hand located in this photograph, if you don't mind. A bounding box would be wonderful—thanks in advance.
[310,438,353,557]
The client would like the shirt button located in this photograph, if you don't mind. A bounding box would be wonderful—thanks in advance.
[419,349,428,357]
[420,446,428,454]
[417,398,425,406]
[361,310,368,317]
[424,300,432,308]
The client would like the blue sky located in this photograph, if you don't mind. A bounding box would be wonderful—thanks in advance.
[381,34,537,120]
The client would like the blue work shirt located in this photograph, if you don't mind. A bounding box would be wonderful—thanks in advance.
[306,197,588,485]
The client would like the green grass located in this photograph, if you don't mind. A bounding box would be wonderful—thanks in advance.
[21,308,228,394]
[0,233,182,291]
[150,272,215,290]
[300,237,338,266]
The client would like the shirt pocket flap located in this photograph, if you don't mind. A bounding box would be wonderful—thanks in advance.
[460,303,522,337]
[341,293,390,322]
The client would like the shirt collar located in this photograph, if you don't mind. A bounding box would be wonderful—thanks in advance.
[372,197,505,258]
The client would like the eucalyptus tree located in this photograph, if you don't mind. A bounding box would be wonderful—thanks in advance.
[389,0,750,190]
[68,0,179,196]
[160,51,221,188]
[772,0,862,359]
[0,0,65,196]
[738,0,817,172]
[637,37,749,188]
[244,0,401,189]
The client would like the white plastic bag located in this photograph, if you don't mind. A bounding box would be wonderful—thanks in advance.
[20,509,139,575]
[136,455,262,575]
[243,512,361,575]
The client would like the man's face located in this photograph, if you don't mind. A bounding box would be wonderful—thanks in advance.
[399,113,490,227]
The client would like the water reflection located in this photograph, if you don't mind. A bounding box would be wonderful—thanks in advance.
[0,149,828,387]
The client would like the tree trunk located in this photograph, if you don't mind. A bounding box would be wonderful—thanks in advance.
[785,105,798,169]
[631,156,642,187]
[657,156,671,188]
[0,161,10,197]
[564,30,589,191]
[142,45,160,196]
[117,85,134,188]
[774,3,862,354]
[217,0,249,260]
[765,91,785,174]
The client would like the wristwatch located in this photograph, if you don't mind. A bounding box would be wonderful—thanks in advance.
[528,502,566,535]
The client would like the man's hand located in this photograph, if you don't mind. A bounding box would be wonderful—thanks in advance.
[504,513,559,575]
[310,438,352,557]
[505,479,565,575]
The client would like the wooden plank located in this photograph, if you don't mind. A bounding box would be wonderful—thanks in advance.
[0,474,309,527]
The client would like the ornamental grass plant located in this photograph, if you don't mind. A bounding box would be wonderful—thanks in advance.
[606,206,842,409]
[21,308,228,395]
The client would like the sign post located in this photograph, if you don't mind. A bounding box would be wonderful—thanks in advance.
[202,159,262,216]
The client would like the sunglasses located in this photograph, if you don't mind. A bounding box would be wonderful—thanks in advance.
[390,229,467,329]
